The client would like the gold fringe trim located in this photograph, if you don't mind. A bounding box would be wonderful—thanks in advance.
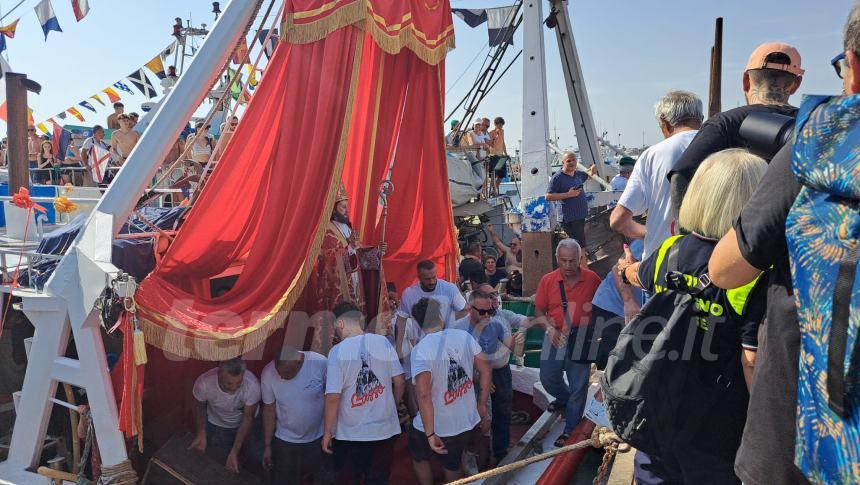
[280,1,455,66]
[139,34,366,361]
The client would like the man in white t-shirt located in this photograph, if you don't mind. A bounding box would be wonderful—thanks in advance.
[190,358,262,473]
[398,260,467,330]
[408,297,492,484]
[323,302,405,483]
[261,346,331,485]
[609,90,703,259]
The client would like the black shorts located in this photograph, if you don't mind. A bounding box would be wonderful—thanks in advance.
[489,155,508,179]
[407,425,471,471]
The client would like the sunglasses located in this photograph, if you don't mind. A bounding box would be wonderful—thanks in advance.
[832,52,849,79]
[473,307,497,316]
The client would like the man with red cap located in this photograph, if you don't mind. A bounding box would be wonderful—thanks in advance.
[669,42,804,218]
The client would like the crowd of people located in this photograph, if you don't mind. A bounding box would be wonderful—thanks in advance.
[0,100,240,189]
[446,115,512,196]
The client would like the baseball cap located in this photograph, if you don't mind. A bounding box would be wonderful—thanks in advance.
[746,42,804,76]
[618,156,636,172]
[450,119,459,128]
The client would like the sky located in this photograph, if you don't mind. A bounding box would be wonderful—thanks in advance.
[0,0,853,149]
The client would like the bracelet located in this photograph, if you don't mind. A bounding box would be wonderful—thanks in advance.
[620,265,632,285]
[426,432,436,439]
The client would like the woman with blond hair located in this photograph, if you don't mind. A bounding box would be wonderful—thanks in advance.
[616,148,769,484]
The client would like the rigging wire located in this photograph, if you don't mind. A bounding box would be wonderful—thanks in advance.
[445,43,488,95]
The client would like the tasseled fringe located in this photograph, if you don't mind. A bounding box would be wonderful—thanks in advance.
[138,37,366,362]
[280,1,455,66]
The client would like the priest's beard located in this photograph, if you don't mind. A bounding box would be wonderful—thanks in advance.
[331,211,352,228]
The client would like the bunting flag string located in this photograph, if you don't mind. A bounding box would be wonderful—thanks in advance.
[90,94,105,106]
[102,87,121,103]
[145,55,166,80]
[113,81,134,94]
[126,69,157,99]
[35,0,63,41]
[67,106,84,122]
[78,100,96,112]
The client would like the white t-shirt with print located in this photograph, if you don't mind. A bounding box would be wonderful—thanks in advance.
[399,279,466,328]
[325,333,404,442]
[260,352,327,443]
[410,329,482,437]
[617,130,697,259]
[192,368,261,429]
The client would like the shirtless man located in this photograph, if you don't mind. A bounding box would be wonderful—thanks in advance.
[215,116,239,159]
[110,114,140,165]
[129,112,140,129]
[27,127,41,165]
[106,102,124,130]
[488,117,509,194]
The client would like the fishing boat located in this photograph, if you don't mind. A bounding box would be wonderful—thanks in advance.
[0,1,642,484]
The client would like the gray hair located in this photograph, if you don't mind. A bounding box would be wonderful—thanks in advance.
[562,151,576,161]
[555,238,581,260]
[846,2,860,53]
[654,90,704,127]
[218,357,246,377]
[468,289,492,305]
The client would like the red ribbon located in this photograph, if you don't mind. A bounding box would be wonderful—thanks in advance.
[11,187,47,214]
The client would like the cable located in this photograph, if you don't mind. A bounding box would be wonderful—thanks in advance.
[446,43,488,95]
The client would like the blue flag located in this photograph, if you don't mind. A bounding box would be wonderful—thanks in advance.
[78,100,96,113]
[452,9,488,28]
[34,0,62,41]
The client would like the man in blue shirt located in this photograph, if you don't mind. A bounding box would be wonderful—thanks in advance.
[546,151,596,247]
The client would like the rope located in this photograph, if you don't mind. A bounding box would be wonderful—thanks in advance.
[446,426,628,485]
[97,460,138,485]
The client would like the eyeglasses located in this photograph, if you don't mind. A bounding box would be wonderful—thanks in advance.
[832,52,849,79]
[473,307,497,316]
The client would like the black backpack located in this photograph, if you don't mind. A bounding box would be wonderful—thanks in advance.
[599,240,738,456]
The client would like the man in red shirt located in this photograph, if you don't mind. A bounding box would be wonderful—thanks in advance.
[533,239,601,446]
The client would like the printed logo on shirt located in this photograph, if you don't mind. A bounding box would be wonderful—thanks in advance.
[304,377,324,393]
[350,353,385,408]
[444,352,473,406]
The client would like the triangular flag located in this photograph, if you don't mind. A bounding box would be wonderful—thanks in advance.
[247,64,257,87]
[90,94,105,106]
[113,81,134,94]
[56,111,67,120]
[36,122,48,134]
[34,0,63,41]
[161,41,176,61]
[102,87,121,103]
[257,29,278,60]
[0,19,20,38]
[27,108,34,126]
[232,39,248,65]
[71,0,90,22]
[145,55,166,80]
[78,100,96,112]
[452,9,488,28]
[126,69,157,98]
[67,106,85,122]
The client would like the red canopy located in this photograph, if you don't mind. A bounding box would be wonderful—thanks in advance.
[136,0,457,360]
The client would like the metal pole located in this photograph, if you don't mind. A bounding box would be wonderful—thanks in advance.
[5,73,40,194]
[708,17,723,118]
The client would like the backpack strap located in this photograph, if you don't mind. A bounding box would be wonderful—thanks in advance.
[828,245,859,418]
[558,280,571,332]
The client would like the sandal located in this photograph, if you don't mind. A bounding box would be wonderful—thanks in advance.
[554,432,570,448]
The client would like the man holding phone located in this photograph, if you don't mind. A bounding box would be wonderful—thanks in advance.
[546,151,596,247]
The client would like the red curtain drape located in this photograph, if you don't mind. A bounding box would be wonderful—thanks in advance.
[343,39,457,294]
[136,0,456,360]
[137,27,365,360]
